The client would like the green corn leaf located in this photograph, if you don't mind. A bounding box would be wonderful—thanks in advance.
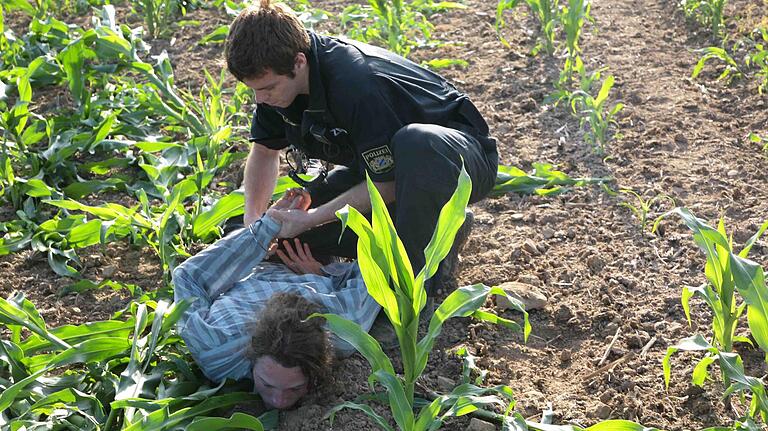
[198,25,229,45]
[663,334,715,389]
[19,319,134,356]
[186,412,263,430]
[417,164,471,300]
[192,191,244,239]
[373,369,415,430]
[64,178,124,200]
[122,392,261,431]
[692,355,717,386]
[337,205,401,326]
[48,337,131,369]
[0,293,71,350]
[415,284,519,378]
[326,401,394,431]
[584,421,663,431]
[27,387,106,423]
[729,255,768,354]
[0,367,49,413]
[0,339,29,380]
[739,219,768,258]
[313,313,394,375]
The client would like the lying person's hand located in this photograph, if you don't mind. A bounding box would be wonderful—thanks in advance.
[276,238,324,276]
[270,188,311,211]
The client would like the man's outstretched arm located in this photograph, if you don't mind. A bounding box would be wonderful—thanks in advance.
[268,180,395,238]
[244,143,281,226]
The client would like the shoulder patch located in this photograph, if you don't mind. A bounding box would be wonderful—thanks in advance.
[361,145,394,174]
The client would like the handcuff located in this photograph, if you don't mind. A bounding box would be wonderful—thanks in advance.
[285,146,329,188]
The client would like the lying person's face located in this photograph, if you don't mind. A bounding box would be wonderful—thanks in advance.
[252,355,309,409]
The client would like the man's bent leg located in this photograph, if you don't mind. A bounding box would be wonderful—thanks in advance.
[391,124,498,287]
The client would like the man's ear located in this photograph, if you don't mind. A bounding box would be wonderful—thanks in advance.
[294,52,307,73]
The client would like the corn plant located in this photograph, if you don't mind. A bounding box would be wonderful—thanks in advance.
[691,46,743,85]
[746,27,768,94]
[749,132,768,152]
[558,0,591,85]
[0,292,273,430]
[316,166,530,431]
[568,68,624,153]
[131,0,180,38]
[340,0,465,58]
[680,0,728,39]
[494,0,521,48]
[615,188,675,235]
[492,162,607,197]
[524,0,560,55]
[660,208,768,419]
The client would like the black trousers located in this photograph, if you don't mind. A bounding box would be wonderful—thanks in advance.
[296,123,498,276]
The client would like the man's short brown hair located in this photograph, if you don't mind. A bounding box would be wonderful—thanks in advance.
[247,292,332,389]
[225,0,311,81]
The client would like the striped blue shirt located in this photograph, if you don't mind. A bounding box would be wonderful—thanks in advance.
[172,215,380,382]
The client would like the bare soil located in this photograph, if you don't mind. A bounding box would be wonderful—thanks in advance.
[3,0,768,430]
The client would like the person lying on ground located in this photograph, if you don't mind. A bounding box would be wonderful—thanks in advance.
[225,0,493,297]
[172,193,380,410]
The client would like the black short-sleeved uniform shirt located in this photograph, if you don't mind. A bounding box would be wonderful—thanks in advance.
[249,31,488,182]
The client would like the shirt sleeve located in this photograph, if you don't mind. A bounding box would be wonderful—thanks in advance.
[249,104,290,150]
[172,216,282,382]
[342,80,404,182]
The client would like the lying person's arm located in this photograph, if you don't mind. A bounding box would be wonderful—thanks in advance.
[172,215,281,381]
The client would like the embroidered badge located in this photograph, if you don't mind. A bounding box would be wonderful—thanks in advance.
[361,145,395,174]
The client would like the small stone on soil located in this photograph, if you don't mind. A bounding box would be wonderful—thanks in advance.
[468,418,496,431]
[496,281,548,311]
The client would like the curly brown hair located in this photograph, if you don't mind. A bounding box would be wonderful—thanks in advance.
[225,0,311,81]
[247,292,332,389]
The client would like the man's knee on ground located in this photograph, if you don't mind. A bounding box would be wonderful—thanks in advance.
[246,293,332,409]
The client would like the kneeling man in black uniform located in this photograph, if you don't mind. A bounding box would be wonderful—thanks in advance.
[225,0,498,295]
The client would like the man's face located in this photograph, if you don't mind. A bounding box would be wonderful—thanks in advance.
[252,355,309,410]
[243,54,309,109]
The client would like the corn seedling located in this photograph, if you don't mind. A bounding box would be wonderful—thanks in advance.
[340,0,465,58]
[659,208,768,412]
[494,0,521,48]
[746,27,768,94]
[558,0,591,86]
[492,162,607,197]
[568,70,624,153]
[316,166,530,431]
[680,0,728,39]
[615,188,675,235]
[524,0,560,55]
[691,46,744,85]
[131,0,180,38]
[749,132,768,152]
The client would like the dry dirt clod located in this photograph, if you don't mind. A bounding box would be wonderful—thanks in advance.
[496,281,548,311]
[554,305,574,323]
[522,239,541,256]
[468,418,496,431]
[586,254,605,273]
[594,403,612,419]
